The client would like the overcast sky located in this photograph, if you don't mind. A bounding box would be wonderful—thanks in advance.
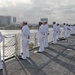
[0,0,75,24]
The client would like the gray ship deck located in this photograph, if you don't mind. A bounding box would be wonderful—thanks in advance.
[0,35,75,75]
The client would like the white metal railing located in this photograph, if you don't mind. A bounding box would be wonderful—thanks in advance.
[1,34,17,61]
[1,28,64,61]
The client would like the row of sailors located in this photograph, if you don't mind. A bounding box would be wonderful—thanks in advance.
[63,23,75,38]
[53,22,75,44]
[63,23,75,36]
[38,22,75,53]
[0,21,75,70]
[16,21,75,60]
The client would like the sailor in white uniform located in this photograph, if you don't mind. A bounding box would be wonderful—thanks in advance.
[0,32,4,70]
[53,22,58,44]
[73,24,75,34]
[71,24,75,34]
[63,23,67,38]
[72,25,74,34]
[38,23,45,52]
[66,24,71,37]
[57,23,61,40]
[44,21,49,47]
[21,22,30,59]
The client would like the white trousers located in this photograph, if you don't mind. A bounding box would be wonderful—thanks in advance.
[57,32,60,40]
[67,30,70,37]
[53,32,57,43]
[63,30,67,38]
[63,31,65,38]
[0,50,2,69]
[44,34,48,47]
[39,34,44,52]
[22,39,29,59]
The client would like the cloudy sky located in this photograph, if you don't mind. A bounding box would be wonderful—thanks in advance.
[0,0,75,24]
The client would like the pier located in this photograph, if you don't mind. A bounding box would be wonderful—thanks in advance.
[0,35,75,75]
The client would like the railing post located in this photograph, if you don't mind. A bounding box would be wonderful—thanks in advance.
[15,34,18,56]
[17,33,21,56]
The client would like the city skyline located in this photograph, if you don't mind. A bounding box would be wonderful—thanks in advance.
[0,0,75,24]
[0,16,16,25]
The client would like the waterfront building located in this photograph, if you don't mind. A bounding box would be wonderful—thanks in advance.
[0,16,16,26]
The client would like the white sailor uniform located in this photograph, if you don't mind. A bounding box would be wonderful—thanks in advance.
[22,25,30,59]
